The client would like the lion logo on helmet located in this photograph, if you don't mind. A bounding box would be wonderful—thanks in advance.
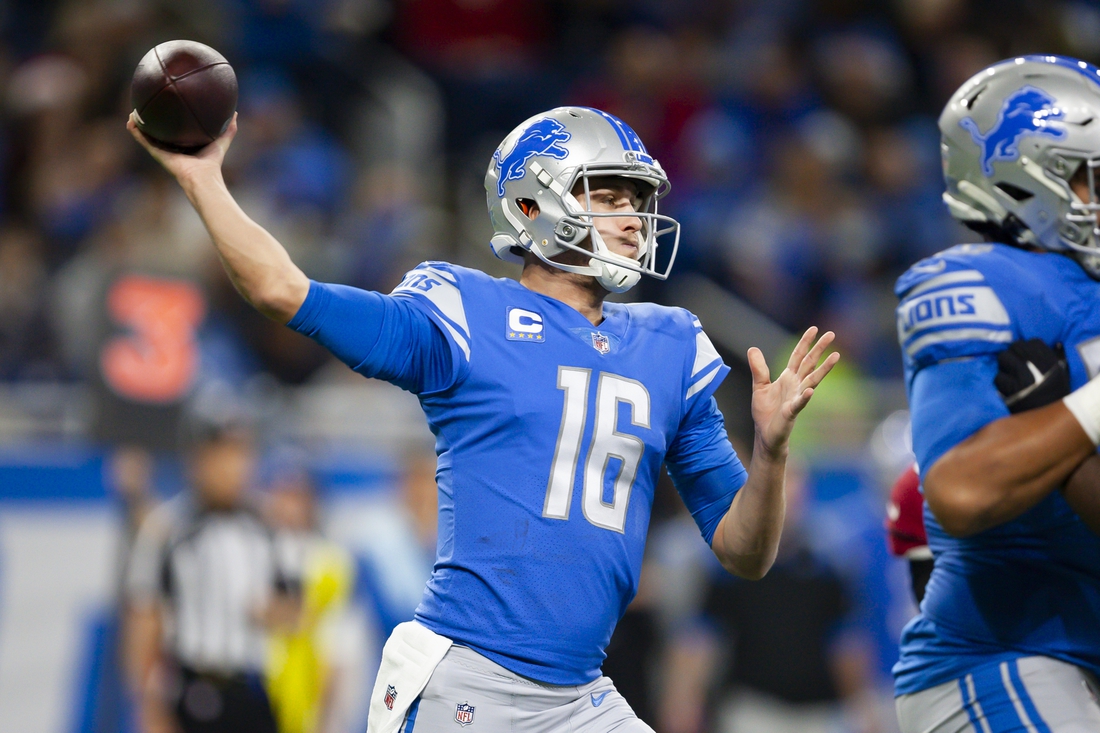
[960,85,1067,176]
[493,118,572,198]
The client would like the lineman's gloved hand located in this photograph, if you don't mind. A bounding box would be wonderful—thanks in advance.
[994,339,1070,414]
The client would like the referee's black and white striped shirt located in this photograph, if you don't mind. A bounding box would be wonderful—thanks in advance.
[126,494,283,674]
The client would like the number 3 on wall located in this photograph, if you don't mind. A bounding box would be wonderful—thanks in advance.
[99,275,206,404]
[544,366,650,533]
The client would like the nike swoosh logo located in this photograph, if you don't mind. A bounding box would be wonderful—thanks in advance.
[591,691,610,707]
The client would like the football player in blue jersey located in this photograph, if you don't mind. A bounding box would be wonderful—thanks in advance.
[893,56,1100,732]
[127,106,838,733]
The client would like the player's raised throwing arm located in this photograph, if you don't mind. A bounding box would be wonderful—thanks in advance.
[710,327,839,579]
[127,113,310,323]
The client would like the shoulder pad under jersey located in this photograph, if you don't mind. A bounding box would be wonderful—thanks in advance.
[896,244,1023,368]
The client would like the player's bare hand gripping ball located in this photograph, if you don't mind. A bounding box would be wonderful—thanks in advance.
[128,110,237,185]
[749,327,839,456]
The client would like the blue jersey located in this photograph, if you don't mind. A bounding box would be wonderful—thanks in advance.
[894,243,1100,695]
[289,262,745,684]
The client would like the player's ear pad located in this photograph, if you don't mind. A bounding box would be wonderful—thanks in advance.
[994,339,1070,414]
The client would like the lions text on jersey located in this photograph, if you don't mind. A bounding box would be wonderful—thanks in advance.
[894,243,1100,696]
[289,262,746,685]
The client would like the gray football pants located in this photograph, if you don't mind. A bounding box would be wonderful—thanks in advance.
[895,656,1100,733]
[398,645,653,733]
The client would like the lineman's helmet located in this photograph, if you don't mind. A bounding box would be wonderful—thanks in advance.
[941,55,1100,277]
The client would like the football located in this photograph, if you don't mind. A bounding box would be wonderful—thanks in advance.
[131,40,237,153]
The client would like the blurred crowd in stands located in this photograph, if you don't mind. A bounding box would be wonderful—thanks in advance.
[2,1,1098,732]
[7,0,1100,387]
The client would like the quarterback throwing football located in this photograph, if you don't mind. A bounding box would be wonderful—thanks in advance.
[129,106,837,732]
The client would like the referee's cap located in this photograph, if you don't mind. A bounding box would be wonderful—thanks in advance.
[179,381,257,448]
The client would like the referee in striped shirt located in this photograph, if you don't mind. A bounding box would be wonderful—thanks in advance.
[124,416,286,733]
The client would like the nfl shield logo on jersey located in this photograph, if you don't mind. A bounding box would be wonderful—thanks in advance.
[591,331,610,355]
[384,685,397,711]
[454,702,475,726]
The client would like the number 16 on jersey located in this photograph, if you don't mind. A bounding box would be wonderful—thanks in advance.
[543,366,651,533]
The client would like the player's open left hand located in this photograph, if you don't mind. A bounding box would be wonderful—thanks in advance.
[748,326,839,458]
[127,111,237,186]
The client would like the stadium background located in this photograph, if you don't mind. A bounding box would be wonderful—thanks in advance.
[0,1,1095,732]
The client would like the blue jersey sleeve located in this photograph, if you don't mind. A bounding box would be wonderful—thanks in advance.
[666,395,747,544]
[896,260,1014,371]
[683,315,730,410]
[390,263,473,369]
[287,280,466,394]
[894,246,1053,475]
[910,355,1008,479]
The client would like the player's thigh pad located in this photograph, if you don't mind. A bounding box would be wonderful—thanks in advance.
[896,656,1100,733]
[400,645,653,733]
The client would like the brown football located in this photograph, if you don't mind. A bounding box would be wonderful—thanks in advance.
[131,40,237,153]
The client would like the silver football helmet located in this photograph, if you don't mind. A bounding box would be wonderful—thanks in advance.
[940,55,1100,277]
[485,107,681,293]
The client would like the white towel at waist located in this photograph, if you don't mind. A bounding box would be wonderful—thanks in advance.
[366,621,453,733]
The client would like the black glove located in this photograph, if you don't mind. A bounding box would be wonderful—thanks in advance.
[994,339,1070,413]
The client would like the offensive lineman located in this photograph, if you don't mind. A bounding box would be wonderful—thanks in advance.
[894,56,1100,732]
[127,106,837,732]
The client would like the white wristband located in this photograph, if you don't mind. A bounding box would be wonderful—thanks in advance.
[1062,377,1100,445]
